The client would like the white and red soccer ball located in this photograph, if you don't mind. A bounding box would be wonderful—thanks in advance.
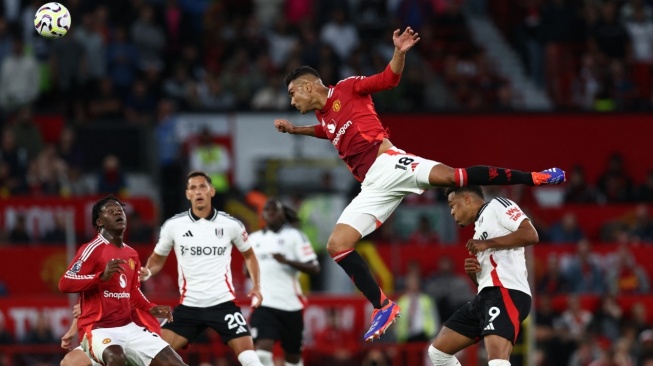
[34,2,71,39]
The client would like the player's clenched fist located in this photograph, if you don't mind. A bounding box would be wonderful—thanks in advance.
[464,257,481,275]
[149,305,174,323]
[466,239,489,255]
[100,259,127,281]
[274,119,295,134]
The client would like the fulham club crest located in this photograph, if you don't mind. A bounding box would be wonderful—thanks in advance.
[215,228,223,238]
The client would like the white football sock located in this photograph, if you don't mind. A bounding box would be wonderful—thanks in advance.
[428,345,461,366]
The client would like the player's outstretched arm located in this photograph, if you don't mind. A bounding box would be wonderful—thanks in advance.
[389,27,420,75]
[274,119,327,139]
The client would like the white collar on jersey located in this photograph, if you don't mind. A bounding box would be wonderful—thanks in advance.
[188,208,218,222]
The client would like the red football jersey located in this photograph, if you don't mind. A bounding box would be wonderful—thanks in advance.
[59,234,155,341]
[313,64,401,182]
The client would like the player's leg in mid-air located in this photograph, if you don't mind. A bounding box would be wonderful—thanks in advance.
[427,164,566,187]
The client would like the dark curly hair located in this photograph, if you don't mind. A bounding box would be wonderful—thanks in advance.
[284,66,321,86]
[92,195,125,232]
[444,185,484,200]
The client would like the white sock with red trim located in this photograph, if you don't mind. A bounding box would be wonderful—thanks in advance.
[488,360,510,366]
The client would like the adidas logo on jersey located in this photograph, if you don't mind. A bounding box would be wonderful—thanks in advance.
[484,323,495,331]
[236,326,247,334]
[182,230,193,237]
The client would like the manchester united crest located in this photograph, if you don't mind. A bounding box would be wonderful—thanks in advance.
[333,100,341,112]
[128,258,136,270]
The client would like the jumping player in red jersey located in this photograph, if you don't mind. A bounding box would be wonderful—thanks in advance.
[59,195,187,366]
[274,27,565,342]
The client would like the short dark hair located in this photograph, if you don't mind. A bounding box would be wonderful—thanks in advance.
[186,171,212,187]
[284,66,321,86]
[92,195,125,232]
[444,186,484,200]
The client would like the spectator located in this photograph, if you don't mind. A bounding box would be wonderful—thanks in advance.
[56,126,84,170]
[548,212,586,243]
[155,99,183,218]
[0,36,39,110]
[10,106,43,160]
[131,5,166,71]
[564,239,606,293]
[126,211,153,243]
[407,214,439,244]
[61,166,92,197]
[320,9,360,62]
[630,204,653,242]
[424,255,475,321]
[564,164,601,203]
[88,77,124,120]
[534,294,559,345]
[189,127,231,210]
[190,73,236,111]
[589,294,624,342]
[163,63,194,108]
[591,1,631,60]
[251,74,288,110]
[597,153,633,203]
[0,161,21,197]
[42,213,67,244]
[74,12,107,83]
[50,26,88,103]
[395,265,438,343]
[312,308,357,366]
[625,302,652,336]
[96,154,128,195]
[29,143,68,196]
[124,79,157,124]
[559,294,594,342]
[537,255,570,295]
[106,26,140,93]
[0,128,28,180]
[266,17,299,68]
[21,312,58,366]
[0,18,13,67]
[606,244,650,294]
[0,315,13,344]
[634,170,653,202]
[8,215,30,244]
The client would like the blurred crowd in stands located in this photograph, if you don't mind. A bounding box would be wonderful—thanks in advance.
[495,0,653,111]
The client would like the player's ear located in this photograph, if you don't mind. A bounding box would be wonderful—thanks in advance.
[185,188,192,201]
[209,186,216,198]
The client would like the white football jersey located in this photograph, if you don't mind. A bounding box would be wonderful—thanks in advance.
[473,197,531,296]
[249,225,317,311]
[154,209,251,307]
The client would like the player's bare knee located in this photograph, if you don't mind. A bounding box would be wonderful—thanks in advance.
[428,164,456,187]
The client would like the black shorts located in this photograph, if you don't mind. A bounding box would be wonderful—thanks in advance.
[444,287,531,344]
[163,301,251,344]
[249,306,304,354]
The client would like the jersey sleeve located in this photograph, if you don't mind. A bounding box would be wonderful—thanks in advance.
[58,244,104,293]
[292,230,318,262]
[314,124,328,139]
[350,64,401,95]
[231,220,252,252]
[154,221,175,256]
[493,198,529,232]
[130,257,156,311]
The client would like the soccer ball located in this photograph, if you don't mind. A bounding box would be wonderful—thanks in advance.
[34,2,71,39]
